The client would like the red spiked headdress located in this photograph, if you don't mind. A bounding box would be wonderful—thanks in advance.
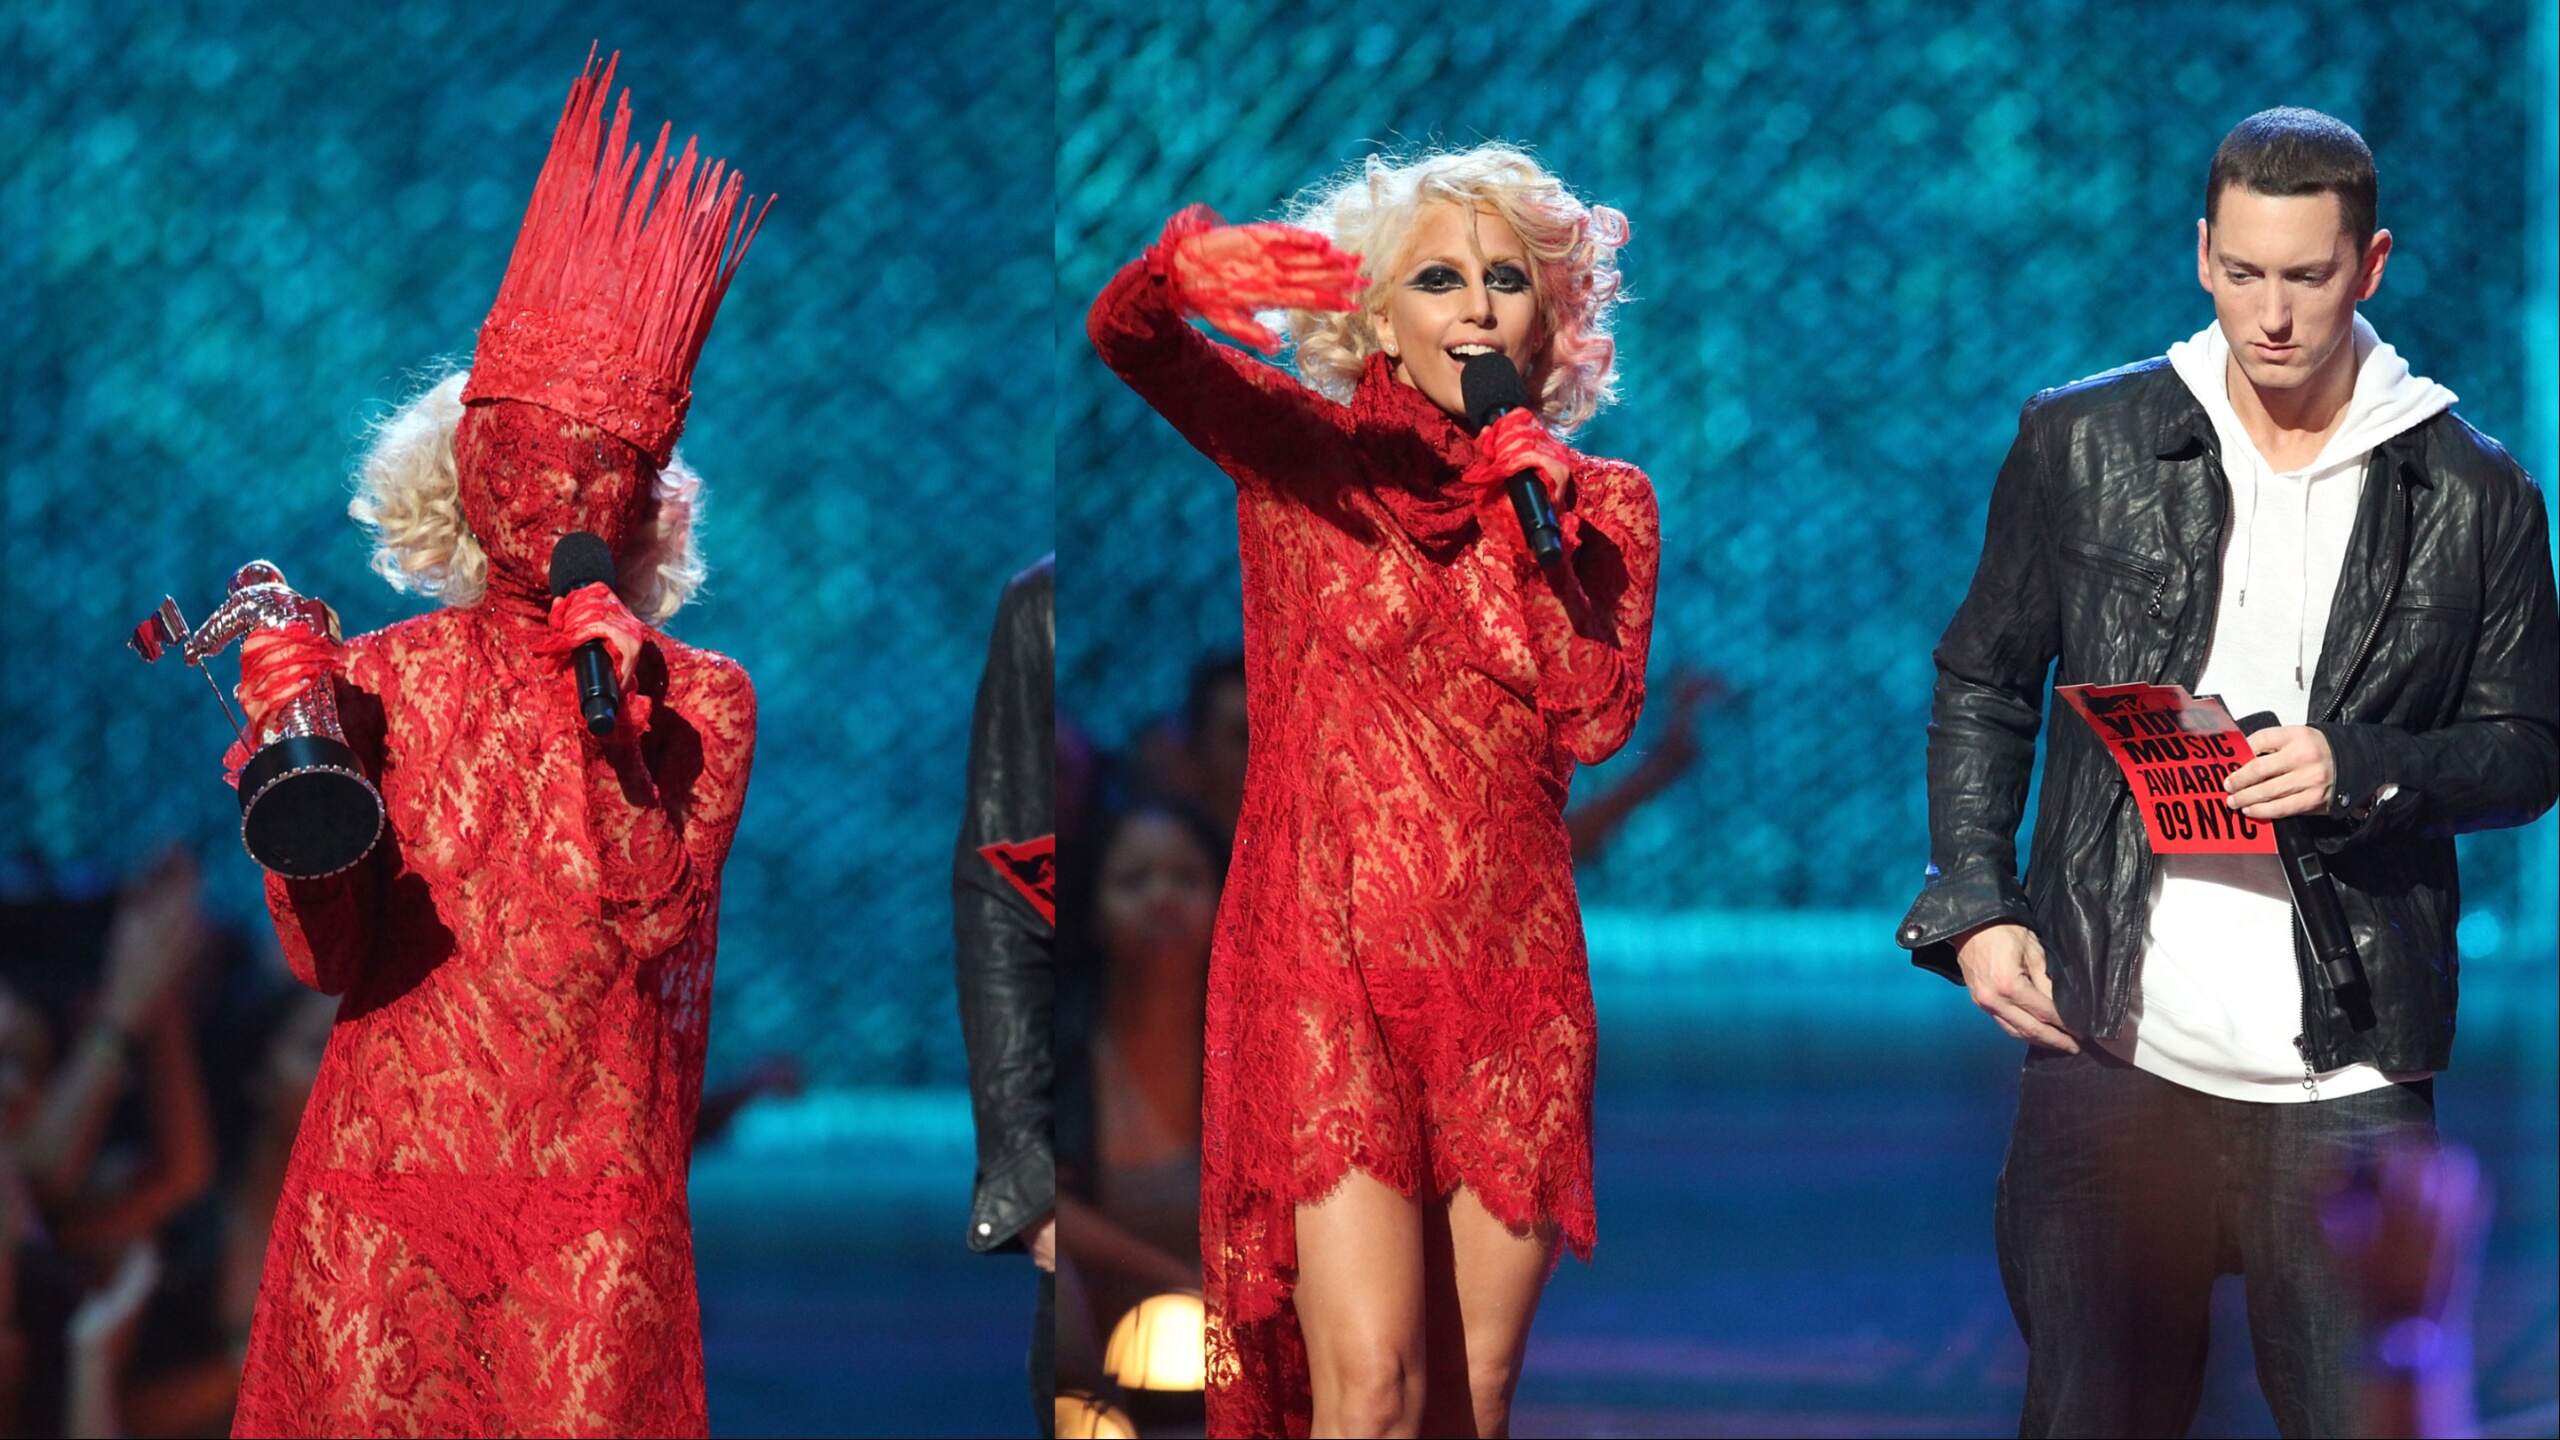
[463,48,770,465]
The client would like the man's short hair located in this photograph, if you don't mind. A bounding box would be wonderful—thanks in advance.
[2206,107,2378,251]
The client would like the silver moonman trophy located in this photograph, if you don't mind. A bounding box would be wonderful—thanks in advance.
[129,561,384,878]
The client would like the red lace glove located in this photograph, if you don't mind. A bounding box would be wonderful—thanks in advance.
[1462,407,1581,562]
[536,583,654,739]
[1150,204,1364,353]
[223,623,342,789]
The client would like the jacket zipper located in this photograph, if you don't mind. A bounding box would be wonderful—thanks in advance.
[2164,438,2325,1083]
[2292,927,2322,1099]
[2110,446,2223,1035]
[2320,473,2409,726]
[2061,540,2173,619]
[2291,464,2410,1088]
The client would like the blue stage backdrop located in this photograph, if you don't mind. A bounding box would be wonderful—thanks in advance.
[1055,0,2559,975]
[3,1,1051,1088]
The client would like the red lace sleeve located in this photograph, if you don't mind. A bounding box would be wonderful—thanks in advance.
[1085,244,1355,498]
[582,650,756,961]
[262,865,376,996]
[258,652,390,995]
[1520,458,1660,764]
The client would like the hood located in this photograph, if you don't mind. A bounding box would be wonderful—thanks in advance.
[2168,313,2457,470]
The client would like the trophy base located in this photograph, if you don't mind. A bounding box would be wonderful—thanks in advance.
[239,734,384,879]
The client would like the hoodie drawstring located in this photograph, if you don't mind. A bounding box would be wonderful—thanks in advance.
[2295,478,2315,689]
[2236,465,2260,608]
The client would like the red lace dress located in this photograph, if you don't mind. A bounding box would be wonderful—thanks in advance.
[1088,247,1658,1437]
[232,400,756,1438]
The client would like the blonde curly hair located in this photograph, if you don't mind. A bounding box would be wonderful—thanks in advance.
[1281,143,1630,431]
[348,370,707,624]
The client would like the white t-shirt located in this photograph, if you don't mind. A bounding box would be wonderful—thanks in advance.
[2101,317,2453,1103]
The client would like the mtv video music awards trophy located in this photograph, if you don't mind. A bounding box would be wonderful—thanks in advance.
[129,560,383,878]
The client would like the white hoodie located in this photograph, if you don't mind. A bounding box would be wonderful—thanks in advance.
[2102,315,2457,1103]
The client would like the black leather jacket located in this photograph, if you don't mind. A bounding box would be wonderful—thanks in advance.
[1898,360,2559,1074]
[954,556,1056,1253]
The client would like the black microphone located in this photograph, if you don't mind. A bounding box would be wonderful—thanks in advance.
[1460,353,1565,568]
[549,532,620,738]
[2235,711,2366,995]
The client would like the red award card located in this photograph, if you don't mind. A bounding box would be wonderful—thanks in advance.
[2055,682,2277,855]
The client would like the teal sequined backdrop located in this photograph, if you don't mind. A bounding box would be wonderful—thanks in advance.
[1055,0,2559,976]
[3,2,1052,1087]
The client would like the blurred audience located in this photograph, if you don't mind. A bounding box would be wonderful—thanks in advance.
[0,847,314,1438]
[4,845,232,1424]
[692,1055,808,1150]
[1565,668,1724,864]
[1058,714,1101,854]
[1054,802,1224,1401]
[0,841,881,1440]
[0,854,811,1437]
[1126,654,1248,848]
[2324,1138,2493,1439]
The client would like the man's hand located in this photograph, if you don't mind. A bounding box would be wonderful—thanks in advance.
[1027,1213,1056,1273]
[1954,920,2078,1053]
[2225,725,2336,820]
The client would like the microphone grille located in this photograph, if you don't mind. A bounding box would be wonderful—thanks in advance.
[548,531,616,598]
[1460,352,1531,430]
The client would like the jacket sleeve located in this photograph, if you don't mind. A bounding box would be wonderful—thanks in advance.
[953,562,1056,1254]
[1898,397,2062,982]
[582,652,757,962]
[2314,466,2560,845]
[1520,458,1658,764]
[1086,238,1355,499]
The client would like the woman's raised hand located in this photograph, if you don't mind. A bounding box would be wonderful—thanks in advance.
[100,849,207,1029]
[1160,205,1363,353]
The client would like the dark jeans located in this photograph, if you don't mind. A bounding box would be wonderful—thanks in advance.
[1995,1045,2436,1438]
[1033,1268,1056,1438]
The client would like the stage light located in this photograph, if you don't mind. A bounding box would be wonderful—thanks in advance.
[1055,1388,1137,1439]
[1102,1289,1206,1393]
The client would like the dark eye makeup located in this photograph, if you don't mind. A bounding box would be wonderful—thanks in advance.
[1407,261,1533,293]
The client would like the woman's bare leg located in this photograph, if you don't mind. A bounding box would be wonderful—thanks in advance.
[1417,1186,1557,1439]
[1294,1168,1428,1438]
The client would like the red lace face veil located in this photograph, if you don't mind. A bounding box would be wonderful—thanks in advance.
[456,47,768,606]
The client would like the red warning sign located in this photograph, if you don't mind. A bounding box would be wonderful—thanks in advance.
[2056,683,2277,855]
